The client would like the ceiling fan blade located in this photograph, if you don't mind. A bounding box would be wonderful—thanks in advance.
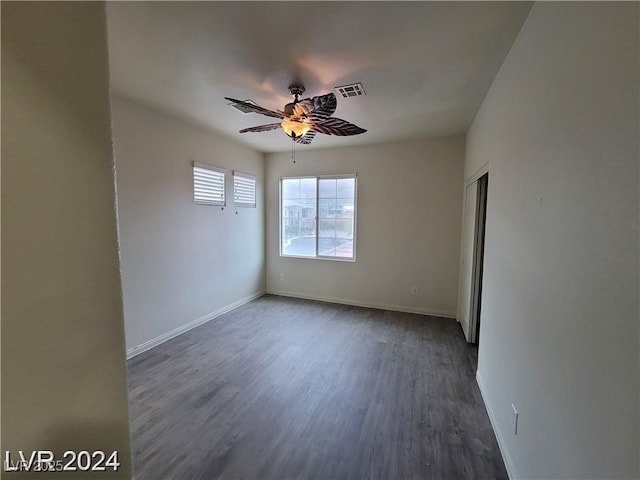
[311,117,367,136]
[225,97,284,119]
[295,130,317,145]
[294,93,337,122]
[239,123,282,133]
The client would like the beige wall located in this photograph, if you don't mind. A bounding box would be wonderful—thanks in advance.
[1,2,132,477]
[265,138,465,317]
[467,3,639,478]
[111,95,266,355]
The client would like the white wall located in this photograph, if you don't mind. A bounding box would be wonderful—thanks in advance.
[1,2,132,476]
[111,95,266,355]
[266,138,465,317]
[467,3,639,478]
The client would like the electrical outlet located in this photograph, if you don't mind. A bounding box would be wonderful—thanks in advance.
[410,286,418,296]
[280,273,286,281]
[511,404,518,435]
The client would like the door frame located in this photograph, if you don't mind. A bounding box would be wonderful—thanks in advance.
[457,162,489,343]
[470,172,488,344]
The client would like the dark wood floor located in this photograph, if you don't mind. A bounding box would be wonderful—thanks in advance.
[127,295,507,480]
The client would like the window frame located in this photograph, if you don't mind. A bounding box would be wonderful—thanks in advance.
[233,170,257,208]
[279,174,357,262]
[193,162,226,206]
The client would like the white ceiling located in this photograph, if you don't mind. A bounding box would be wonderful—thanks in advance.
[106,2,532,153]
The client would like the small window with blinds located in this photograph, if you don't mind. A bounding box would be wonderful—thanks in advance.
[193,162,226,206]
[233,171,256,208]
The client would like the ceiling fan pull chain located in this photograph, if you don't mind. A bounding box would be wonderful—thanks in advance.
[292,134,296,164]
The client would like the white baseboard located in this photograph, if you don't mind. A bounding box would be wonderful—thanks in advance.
[266,289,456,319]
[476,371,516,479]
[126,291,266,359]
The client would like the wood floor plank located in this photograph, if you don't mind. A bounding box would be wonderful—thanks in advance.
[127,295,507,479]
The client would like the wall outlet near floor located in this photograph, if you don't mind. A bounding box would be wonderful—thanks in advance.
[280,273,286,281]
[410,286,418,296]
[511,404,518,435]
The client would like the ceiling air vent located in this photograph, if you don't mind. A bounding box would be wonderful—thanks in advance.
[229,99,258,114]
[335,83,366,98]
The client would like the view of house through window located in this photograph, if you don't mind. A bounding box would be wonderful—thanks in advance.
[281,176,356,260]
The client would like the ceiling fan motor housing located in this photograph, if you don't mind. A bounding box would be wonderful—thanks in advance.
[288,85,305,98]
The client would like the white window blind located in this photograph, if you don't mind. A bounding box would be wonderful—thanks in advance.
[193,162,225,206]
[234,171,256,208]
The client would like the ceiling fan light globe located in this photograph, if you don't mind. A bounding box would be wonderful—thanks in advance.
[281,118,310,138]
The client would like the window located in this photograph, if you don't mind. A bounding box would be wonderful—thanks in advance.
[193,162,225,206]
[234,171,256,208]
[280,175,357,260]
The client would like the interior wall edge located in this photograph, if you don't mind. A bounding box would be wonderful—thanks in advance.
[476,371,516,480]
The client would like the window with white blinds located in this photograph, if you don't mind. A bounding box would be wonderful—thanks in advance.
[193,162,226,206]
[233,171,256,208]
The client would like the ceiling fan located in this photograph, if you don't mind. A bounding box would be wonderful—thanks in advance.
[225,85,366,145]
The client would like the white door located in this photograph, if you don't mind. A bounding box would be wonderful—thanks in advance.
[458,181,478,342]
